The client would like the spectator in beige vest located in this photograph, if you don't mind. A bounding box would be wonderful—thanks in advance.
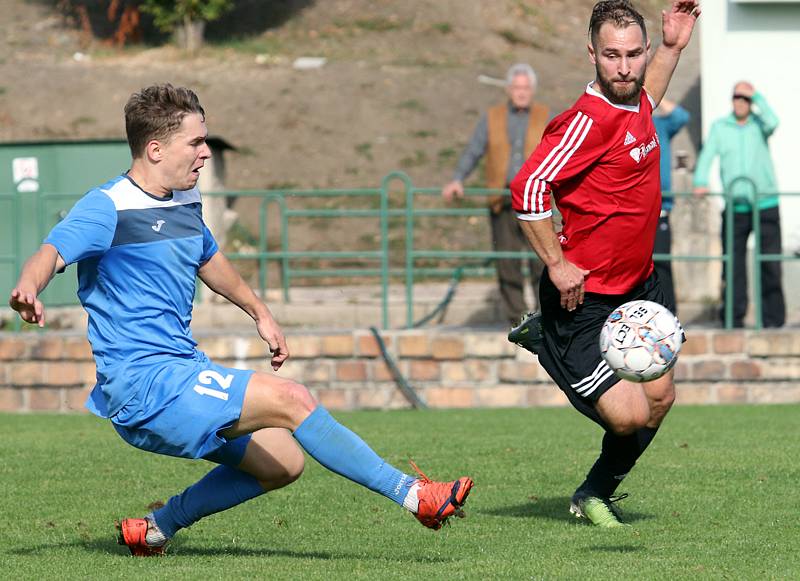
[442,63,549,325]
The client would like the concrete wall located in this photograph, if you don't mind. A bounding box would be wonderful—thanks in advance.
[2,328,800,413]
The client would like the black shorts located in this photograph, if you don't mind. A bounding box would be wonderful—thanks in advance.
[537,269,674,428]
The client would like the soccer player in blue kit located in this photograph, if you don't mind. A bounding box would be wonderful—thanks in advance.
[8,84,473,556]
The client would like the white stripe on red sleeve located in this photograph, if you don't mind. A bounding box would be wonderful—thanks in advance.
[521,111,594,214]
[522,112,586,212]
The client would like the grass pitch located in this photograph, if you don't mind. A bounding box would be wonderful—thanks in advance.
[1,405,798,580]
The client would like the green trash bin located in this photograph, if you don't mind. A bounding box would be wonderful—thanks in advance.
[0,139,131,306]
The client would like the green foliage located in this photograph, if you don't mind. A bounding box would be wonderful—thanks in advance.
[410,129,438,139]
[400,150,429,169]
[437,146,459,169]
[141,0,234,33]
[354,142,373,161]
[69,116,97,129]
[1,406,799,578]
[497,28,543,49]
[397,99,427,113]
[353,17,407,32]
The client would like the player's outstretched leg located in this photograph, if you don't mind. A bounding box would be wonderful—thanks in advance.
[118,428,303,556]
[117,463,267,556]
[292,406,473,530]
[227,374,474,531]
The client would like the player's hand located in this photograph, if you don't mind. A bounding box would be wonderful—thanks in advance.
[661,0,700,52]
[256,312,289,370]
[8,288,46,327]
[441,180,464,202]
[548,260,590,312]
[693,186,709,197]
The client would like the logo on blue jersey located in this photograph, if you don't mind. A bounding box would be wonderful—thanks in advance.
[152,219,166,232]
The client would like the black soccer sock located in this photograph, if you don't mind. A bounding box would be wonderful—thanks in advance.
[577,426,659,498]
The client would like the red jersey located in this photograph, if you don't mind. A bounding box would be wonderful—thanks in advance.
[510,84,661,294]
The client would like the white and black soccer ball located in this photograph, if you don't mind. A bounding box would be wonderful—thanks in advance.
[599,300,683,383]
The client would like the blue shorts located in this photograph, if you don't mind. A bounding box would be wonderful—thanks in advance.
[110,355,254,464]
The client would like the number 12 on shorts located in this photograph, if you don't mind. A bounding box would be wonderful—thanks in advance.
[193,370,234,401]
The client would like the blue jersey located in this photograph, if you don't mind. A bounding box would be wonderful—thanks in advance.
[45,174,218,419]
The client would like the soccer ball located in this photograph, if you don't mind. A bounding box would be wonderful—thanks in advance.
[599,300,683,383]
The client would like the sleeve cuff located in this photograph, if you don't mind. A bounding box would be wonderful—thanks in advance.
[42,239,73,270]
[516,210,553,221]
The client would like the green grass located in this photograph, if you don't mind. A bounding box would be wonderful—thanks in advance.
[2,406,799,579]
[354,142,373,161]
[206,35,286,56]
[396,99,427,113]
[352,17,409,32]
[399,150,429,169]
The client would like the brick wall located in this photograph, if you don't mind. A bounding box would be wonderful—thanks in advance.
[2,329,800,413]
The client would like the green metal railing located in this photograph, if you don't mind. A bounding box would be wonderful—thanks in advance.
[399,173,529,327]
[3,172,797,331]
[206,181,391,327]
[651,190,737,329]
[398,176,797,330]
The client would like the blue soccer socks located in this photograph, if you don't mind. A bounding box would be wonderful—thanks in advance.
[293,406,417,507]
[152,465,265,538]
[150,406,421,539]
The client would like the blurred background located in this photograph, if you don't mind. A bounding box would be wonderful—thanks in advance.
[2,0,800,330]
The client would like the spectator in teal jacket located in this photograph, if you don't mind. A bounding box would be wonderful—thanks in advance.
[693,81,785,328]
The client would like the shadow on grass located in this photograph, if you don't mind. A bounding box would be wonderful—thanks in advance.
[588,544,643,553]
[482,495,654,524]
[10,538,453,563]
[10,538,335,559]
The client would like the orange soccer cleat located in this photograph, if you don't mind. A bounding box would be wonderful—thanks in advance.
[409,460,474,530]
[116,518,167,557]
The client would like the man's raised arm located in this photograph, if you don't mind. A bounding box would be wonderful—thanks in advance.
[644,0,700,106]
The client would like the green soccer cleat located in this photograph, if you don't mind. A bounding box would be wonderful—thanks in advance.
[507,311,544,354]
[569,492,630,528]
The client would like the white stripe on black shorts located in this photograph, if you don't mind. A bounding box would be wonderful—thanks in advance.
[535,269,674,419]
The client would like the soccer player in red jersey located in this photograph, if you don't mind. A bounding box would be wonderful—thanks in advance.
[509,0,699,527]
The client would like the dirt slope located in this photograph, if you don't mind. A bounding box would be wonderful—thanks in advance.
[0,0,675,193]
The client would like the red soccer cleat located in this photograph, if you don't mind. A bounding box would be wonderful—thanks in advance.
[116,518,167,557]
[409,460,474,530]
